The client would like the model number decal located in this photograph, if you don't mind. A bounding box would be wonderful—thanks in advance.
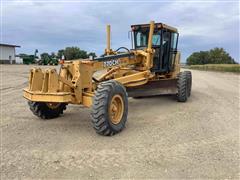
[103,59,119,67]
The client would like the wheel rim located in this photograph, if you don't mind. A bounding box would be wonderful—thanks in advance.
[109,94,124,124]
[46,102,61,109]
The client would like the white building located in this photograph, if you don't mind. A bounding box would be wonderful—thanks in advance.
[15,56,23,64]
[0,43,20,64]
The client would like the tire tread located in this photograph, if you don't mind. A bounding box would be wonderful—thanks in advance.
[28,101,67,119]
[91,80,128,136]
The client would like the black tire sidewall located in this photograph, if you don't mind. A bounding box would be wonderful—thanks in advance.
[185,71,192,97]
[28,101,66,119]
[106,83,128,132]
[177,72,188,102]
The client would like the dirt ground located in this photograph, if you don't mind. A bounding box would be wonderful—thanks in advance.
[1,65,239,179]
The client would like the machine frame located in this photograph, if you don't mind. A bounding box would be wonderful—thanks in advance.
[24,21,180,107]
[23,21,191,136]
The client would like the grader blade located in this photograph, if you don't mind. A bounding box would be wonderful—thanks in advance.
[127,79,178,98]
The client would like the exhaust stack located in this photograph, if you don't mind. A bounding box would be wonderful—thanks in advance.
[105,25,111,55]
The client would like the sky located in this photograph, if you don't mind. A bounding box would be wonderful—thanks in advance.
[2,0,239,62]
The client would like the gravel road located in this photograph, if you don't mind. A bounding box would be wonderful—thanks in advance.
[1,65,239,179]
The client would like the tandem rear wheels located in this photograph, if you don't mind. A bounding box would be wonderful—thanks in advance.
[176,71,192,102]
[91,80,128,136]
[28,101,67,119]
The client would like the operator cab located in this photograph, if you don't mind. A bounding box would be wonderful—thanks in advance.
[131,23,179,73]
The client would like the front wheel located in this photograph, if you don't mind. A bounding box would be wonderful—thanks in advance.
[91,80,128,136]
[28,101,67,119]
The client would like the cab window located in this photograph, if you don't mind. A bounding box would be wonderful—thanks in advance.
[135,31,161,48]
[136,32,147,47]
[170,32,178,50]
[152,34,161,46]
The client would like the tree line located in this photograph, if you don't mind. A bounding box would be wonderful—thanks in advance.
[186,47,237,65]
[20,46,237,65]
[41,47,97,60]
[19,47,97,64]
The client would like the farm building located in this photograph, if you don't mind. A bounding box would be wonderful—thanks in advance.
[0,43,20,64]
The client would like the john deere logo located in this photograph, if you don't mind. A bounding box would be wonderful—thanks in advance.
[103,59,119,67]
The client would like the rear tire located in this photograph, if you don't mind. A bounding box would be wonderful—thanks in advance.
[185,71,192,97]
[28,101,67,119]
[176,72,188,102]
[91,80,128,136]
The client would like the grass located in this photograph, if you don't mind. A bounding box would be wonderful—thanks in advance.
[184,64,240,73]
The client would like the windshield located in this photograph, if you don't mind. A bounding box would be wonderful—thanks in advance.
[134,31,161,48]
[152,34,161,46]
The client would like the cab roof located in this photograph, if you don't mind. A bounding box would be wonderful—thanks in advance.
[131,22,178,33]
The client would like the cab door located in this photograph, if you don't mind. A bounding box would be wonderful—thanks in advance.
[152,30,170,73]
[159,30,171,72]
[151,30,162,72]
[168,32,179,71]
[157,30,179,73]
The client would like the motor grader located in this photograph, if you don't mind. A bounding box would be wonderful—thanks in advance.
[23,21,192,136]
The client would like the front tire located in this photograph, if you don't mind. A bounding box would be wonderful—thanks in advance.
[91,80,128,136]
[28,101,67,119]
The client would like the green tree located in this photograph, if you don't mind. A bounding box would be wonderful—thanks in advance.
[57,47,96,60]
[186,51,209,65]
[57,49,64,59]
[63,47,88,60]
[50,52,56,59]
[208,48,235,64]
[40,52,51,65]
[186,47,236,65]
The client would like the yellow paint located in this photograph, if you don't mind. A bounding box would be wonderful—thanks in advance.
[23,21,181,108]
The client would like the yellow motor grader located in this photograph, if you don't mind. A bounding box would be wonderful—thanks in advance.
[23,21,192,136]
